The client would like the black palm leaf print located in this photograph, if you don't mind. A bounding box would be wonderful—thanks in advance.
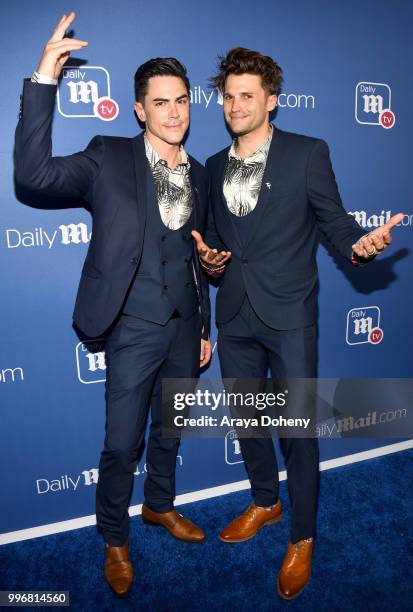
[154,164,192,229]
[145,136,192,229]
[225,159,265,216]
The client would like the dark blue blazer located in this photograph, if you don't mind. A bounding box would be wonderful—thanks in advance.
[14,80,210,339]
[206,127,366,330]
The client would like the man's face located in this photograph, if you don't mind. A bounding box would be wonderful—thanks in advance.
[223,73,277,136]
[134,75,190,145]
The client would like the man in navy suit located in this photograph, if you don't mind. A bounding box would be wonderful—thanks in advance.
[192,47,402,600]
[15,12,211,598]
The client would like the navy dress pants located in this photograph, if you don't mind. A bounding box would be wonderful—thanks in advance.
[96,311,201,546]
[218,296,319,543]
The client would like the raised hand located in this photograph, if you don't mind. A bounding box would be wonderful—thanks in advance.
[36,12,88,79]
[191,230,231,268]
[351,213,404,259]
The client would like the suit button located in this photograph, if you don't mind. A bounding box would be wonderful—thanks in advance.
[242,258,248,264]
[131,257,139,265]
[164,285,168,290]
[186,282,191,287]
[162,260,166,266]
[161,236,166,242]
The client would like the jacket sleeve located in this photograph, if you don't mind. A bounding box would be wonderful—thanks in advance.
[14,79,104,206]
[307,139,366,260]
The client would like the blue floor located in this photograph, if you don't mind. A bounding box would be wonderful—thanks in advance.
[1,449,412,611]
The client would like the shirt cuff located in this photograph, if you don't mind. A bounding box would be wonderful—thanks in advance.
[31,71,58,86]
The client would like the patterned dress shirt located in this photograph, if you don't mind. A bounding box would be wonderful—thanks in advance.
[144,134,193,230]
[223,126,273,216]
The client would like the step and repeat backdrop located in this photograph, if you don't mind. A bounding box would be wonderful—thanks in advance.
[1,0,412,539]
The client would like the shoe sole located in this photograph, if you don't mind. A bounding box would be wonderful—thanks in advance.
[142,516,206,543]
[276,575,310,600]
[219,512,283,543]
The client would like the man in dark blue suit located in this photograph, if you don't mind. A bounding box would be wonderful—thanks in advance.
[14,12,211,598]
[193,47,402,600]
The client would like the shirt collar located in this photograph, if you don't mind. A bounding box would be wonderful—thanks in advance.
[229,124,273,162]
[144,133,189,170]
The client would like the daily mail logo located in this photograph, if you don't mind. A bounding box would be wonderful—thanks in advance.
[346,306,384,346]
[225,429,244,465]
[355,82,395,129]
[76,340,107,384]
[57,66,119,121]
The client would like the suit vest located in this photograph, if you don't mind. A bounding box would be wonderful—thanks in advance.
[122,167,199,324]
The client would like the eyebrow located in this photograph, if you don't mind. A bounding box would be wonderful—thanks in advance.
[152,94,189,102]
[224,91,255,96]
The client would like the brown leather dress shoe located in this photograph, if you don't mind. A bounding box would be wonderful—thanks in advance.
[141,505,206,543]
[104,541,133,598]
[219,500,282,543]
[277,538,313,599]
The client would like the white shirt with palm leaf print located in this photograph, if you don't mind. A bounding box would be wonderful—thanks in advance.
[144,134,193,230]
[224,126,273,217]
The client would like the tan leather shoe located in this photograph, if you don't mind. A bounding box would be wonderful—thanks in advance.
[141,505,205,543]
[104,541,133,598]
[277,538,313,599]
[219,500,282,543]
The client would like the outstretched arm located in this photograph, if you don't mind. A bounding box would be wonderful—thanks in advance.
[307,139,402,262]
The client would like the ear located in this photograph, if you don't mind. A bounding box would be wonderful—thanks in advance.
[134,101,146,122]
[267,94,277,112]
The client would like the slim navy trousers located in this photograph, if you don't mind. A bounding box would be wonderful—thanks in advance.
[96,311,201,546]
[218,296,319,543]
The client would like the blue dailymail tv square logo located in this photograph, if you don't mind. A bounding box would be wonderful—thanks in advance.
[57,66,111,118]
[355,82,391,126]
[346,306,381,345]
[225,429,244,465]
[76,340,107,384]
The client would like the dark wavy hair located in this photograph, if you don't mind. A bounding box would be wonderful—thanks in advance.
[134,57,190,102]
[210,47,283,95]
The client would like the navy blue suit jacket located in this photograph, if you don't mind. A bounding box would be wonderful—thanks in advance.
[206,127,366,330]
[14,80,210,339]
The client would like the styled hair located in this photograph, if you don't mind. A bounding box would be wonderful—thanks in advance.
[134,57,190,102]
[210,47,283,95]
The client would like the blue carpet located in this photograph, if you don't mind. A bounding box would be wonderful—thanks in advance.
[1,449,412,611]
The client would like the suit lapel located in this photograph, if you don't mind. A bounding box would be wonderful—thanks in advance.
[242,127,286,252]
[132,132,149,246]
[215,152,243,251]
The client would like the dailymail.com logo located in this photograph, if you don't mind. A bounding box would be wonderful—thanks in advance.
[57,66,119,121]
[225,429,244,465]
[355,82,395,129]
[346,306,384,346]
[76,339,107,384]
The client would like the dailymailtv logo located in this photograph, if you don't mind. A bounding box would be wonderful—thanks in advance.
[76,340,107,384]
[225,429,243,465]
[346,306,384,346]
[355,82,395,128]
[57,66,119,121]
